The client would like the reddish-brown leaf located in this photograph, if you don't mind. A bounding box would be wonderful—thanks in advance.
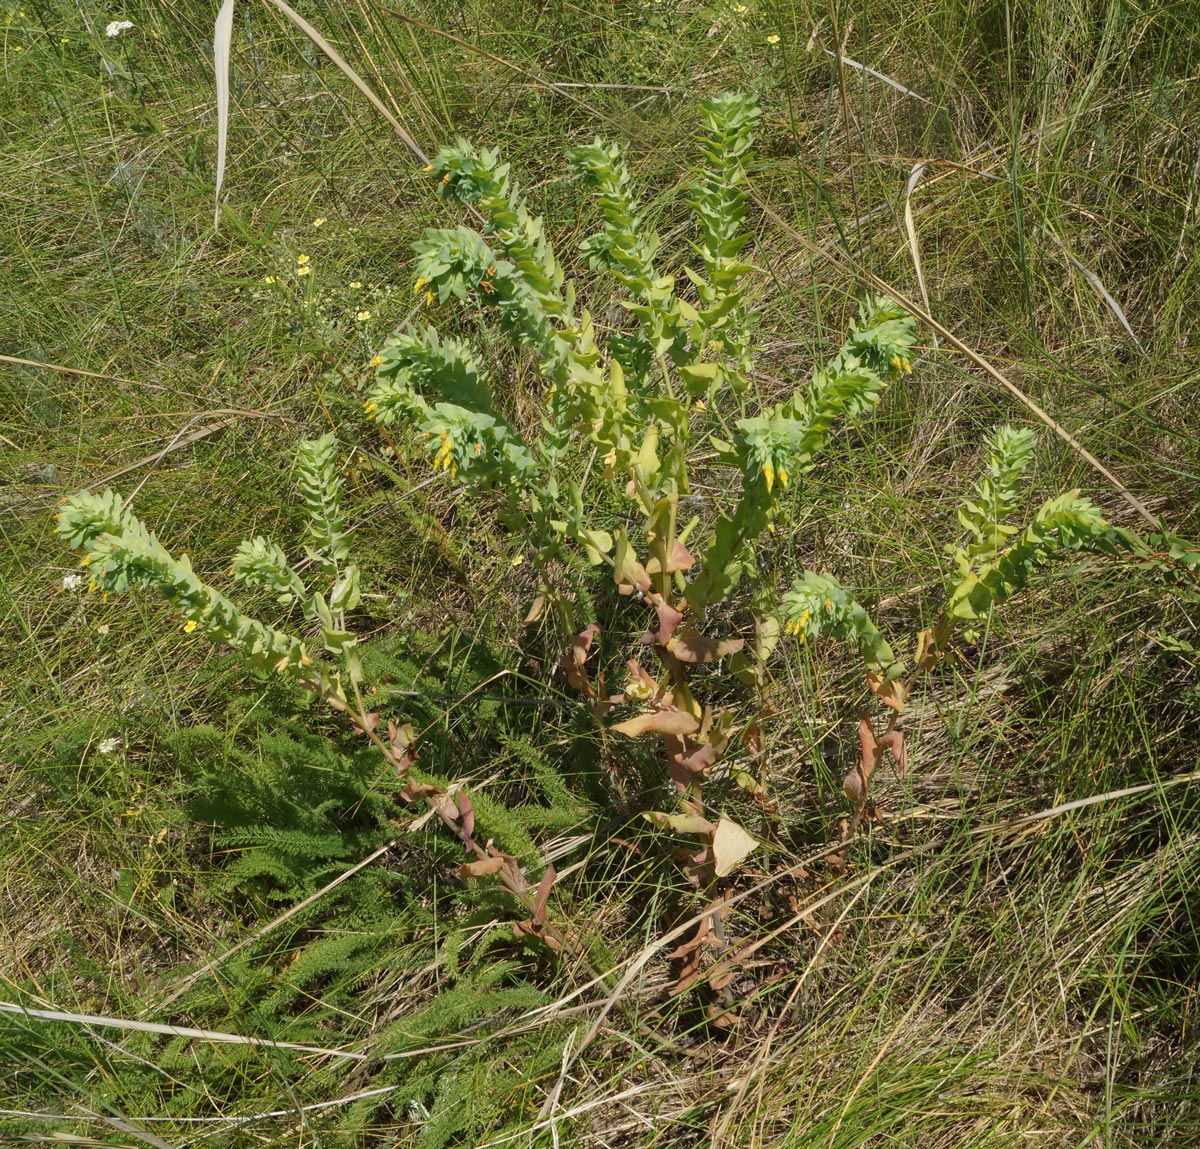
[532,865,556,929]
[401,778,443,805]
[843,717,883,804]
[641,598,683,646]
[914,628,938,670]
[456,791,475,849]
[867,671,907,713]
[563,623,602,696]
[879,728,908,779]
[352,710,381,736]
[646,539,696,575]
[460,855,506,878]
[387,721,417,774]
[667,627,745,664]
[612,708,700,738]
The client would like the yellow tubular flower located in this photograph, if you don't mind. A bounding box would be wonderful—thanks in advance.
[778,467,789,487]
[762,462,774,493]
[414,276,426,294]
[364,401,376,415]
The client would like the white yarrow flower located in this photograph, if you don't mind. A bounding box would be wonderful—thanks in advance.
[105,20,134,37]
[62,573,84,592]
[97,737,121,754]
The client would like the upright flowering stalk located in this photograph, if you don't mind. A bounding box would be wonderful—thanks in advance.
[780,426,1115,833]
[55,435,382,707]
[56,489,311,678]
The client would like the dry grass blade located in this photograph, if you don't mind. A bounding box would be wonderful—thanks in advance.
[90,411,282,492]
[0,1002,370,1061]
[382,8,605,118]
[1040,224,1145,355]
[820,48,931,104]
[212,0,234,230]
[903,162,939,348]
[265,0,428,166]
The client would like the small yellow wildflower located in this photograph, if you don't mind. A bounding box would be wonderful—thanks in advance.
[734,4,747,11]
[369,354,382,367]
[80,555,92,567]
[263,275,276,284]
[766,32,780,44]
[312,217,326,228]
[511,553,525,567]
[296,253,310,265]
[297,266,311,276]
[356,310,371,321]
[422,164,433,172]
[350,280,362,289]
[413,276,426,294]
[364,401,377,415]
[426,289,434,306]
[824,598,833,611]
[183,619,198,634]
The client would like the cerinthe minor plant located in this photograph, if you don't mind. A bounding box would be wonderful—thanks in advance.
[363,93,926,887]
[362,92,1122,899]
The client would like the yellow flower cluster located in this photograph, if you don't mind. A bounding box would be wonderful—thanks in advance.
[783,609,810,637]
[761,461,789,493]
[432,430,457,478]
